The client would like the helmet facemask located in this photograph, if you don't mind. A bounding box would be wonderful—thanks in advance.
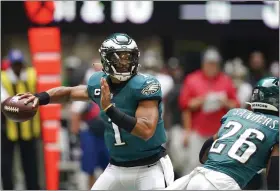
[100,49,140,81]
[99,33,140,81]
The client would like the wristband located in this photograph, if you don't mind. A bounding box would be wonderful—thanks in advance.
[103,104,113,112]
[106,106,137,133]
[34,92,50,105]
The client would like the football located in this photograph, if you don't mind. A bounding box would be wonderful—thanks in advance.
[1,96,38,122]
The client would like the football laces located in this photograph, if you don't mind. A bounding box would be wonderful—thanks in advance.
[4,105,19,113]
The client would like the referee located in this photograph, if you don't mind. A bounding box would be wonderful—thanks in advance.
[1,49,40,189]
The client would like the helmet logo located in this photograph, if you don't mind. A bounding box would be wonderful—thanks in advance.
[116,35,129,43]
[273,79,279,86]
[141,83,160,96]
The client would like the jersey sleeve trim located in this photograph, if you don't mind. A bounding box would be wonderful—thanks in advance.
[137,96,162,102]
[87,85,97,103]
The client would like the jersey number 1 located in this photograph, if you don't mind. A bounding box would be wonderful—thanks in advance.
[210,121,265,163]
[108,118,126,146]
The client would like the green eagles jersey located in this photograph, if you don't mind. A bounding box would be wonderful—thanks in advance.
[87,71,166,162]
[204,108,279,188]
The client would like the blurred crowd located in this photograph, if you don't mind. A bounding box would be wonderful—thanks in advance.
[1,44,279,190]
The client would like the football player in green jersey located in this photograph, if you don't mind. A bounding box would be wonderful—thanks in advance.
[18,33,174,190]
[166,77,279,190]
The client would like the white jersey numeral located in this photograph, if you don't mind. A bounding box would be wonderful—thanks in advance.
[108,118,126,146]
[228,129,265,163]
[210,121,265,163]
[210,121,242,153]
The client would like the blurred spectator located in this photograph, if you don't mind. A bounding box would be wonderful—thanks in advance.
[140,50,174,99]
[1,58,10,71]
[1,49,40,189]
[84,59,103,84]
[70,63,109,190]
[248,51,269,86]
[63,56,88,87]
[270,61,279,77]
[224,57,253,108]
[179,47,239,174]
[71,101,109,190]
[164,57,187,177]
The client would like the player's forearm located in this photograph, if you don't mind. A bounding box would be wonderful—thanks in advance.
[199,135,217,164]
[199,134,218,164]
[46,86,74,103]
[131,118,156,141]
[41,85,89,104]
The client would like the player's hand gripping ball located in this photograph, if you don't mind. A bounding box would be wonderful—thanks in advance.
[1,95,38,122]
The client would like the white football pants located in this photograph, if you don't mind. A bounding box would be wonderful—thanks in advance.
[91,155,174,190]
[165,167,241,190]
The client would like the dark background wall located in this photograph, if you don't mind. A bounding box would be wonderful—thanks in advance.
[1,1,279,74]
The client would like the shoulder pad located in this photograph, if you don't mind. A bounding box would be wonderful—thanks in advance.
[220,109,236,124]
[87,71,106,86]
[87,71,107,102]
[129,73,162,101]
[128,73,156,87]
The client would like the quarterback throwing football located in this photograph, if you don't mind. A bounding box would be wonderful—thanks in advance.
[19,33,174,190]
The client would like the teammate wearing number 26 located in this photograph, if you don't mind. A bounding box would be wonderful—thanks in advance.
[166,77,279,190]
[18,33,174,190]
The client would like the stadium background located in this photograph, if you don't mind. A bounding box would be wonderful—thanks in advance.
[1,1,279,190]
